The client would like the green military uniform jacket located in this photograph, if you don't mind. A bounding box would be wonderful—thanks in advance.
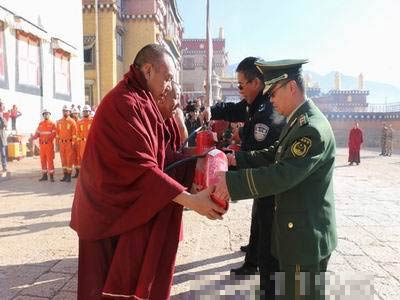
[226,99,337,266]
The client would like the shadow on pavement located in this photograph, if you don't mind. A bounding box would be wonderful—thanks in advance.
[175,252,243,273]
[0,208,71,220]
[335,164,353,169]
[173,261,241,285]
[0,169,76,197]
[0,258,77,300]
[0,220,70,238]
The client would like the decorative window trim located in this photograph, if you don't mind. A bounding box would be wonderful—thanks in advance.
[0,21,9,89]
[15,30,42,96]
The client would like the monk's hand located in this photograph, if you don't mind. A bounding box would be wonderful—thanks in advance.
[214,171,230,203]
[226,153,237,166]
[193,186,225,220]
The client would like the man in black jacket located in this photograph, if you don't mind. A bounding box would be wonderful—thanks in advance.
[205,57,284,292]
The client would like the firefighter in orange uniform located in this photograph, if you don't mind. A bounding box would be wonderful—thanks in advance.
[31,109,57,182]
[56,105,77,182]
[70,107,81,178]
[76,105,93,166]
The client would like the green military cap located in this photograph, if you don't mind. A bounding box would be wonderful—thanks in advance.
[254,59,308,95]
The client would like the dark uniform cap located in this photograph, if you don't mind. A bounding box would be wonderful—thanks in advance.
[254,59,308,95]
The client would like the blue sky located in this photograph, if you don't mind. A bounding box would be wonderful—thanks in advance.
[176,0,400,87]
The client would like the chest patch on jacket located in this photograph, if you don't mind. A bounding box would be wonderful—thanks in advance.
[254,123,269,141]
[291,137,312,157]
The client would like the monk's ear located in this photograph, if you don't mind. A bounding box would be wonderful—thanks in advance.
[141,63,152,80]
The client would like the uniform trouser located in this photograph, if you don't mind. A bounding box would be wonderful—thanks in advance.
[245,197,279,298]
[39,144,55,174]
[275,255,331,300]
[0,145,7,170]
[72,143,80,169]
[381,140,386,155]
[60,142,74,174]
[79,140,87,164]
[386,141,393,156]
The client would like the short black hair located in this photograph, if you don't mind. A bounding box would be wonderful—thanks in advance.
[293,75,305,93]
[236,57,264,82]
[133,44,172,68]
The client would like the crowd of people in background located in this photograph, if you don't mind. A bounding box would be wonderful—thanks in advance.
[29,104,94,182]
[182,96,243,150]
[0,101,22,133]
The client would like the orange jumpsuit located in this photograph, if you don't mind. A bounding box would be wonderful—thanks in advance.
[56,117,77,174]
[77,117,93,162]
[33,120,56,174]
[71,116,81,170]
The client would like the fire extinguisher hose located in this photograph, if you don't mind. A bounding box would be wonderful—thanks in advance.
[164,154,206,172]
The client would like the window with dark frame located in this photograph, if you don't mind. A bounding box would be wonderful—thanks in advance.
[183,57,195,70]
[85,85,94,106]
[84,47,94,64]
[116,31,123,61]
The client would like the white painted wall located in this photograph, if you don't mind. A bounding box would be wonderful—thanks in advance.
[0,0,84,135]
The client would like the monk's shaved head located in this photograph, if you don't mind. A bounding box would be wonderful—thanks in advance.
[134,44,172,69]
[134,44,176,101]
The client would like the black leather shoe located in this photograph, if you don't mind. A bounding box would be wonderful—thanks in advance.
[38,174,48,181]
[60,173,67,182]
[230,263,258,275]
[65,174,71,182]
[72,169,79,178]
[240,244,249,253]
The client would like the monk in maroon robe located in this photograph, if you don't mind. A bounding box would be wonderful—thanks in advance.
[70,44,225,300]
[348,122,363,165]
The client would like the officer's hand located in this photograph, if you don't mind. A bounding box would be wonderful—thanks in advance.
[192,186,225,220]
[201,107,211,125]
[226,153,237,166]
[214,171,231,203]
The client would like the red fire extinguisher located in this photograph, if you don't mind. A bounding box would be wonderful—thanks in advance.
[193,129,229,211]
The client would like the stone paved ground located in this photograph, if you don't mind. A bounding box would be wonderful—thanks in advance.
[0,148,399,299]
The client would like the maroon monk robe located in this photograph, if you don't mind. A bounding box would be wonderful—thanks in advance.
[70,65,194,300]
[348,127,363,164]
[163,117,196,242]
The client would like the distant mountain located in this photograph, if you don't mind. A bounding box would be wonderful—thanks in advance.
[225,64,400,104]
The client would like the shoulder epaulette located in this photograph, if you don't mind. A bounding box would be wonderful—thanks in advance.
[298,113,309,127]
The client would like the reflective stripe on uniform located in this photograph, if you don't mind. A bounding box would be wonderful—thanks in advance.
[245,169,256,197]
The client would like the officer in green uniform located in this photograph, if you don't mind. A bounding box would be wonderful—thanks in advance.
[215,59,337,299]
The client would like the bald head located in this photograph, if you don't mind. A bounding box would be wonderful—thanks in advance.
[134,44,172,69]
[134,44,175,101]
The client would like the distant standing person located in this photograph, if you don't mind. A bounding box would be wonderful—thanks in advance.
[31,109,57,182]
[348,122,363,165]
[9,105,22,131]
[0,101,7,172]
[380,122,388,156]
[386,124,393,156]
[185,104,201,146]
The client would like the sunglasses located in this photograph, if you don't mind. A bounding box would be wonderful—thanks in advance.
[237,80,251,90]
